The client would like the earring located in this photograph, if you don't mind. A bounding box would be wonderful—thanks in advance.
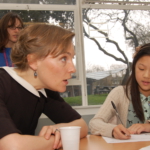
[34,71,37,78]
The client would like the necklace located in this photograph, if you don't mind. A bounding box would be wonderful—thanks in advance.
[3,50,9,66]
[3,49,13,67]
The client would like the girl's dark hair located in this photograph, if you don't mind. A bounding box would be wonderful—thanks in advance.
[0,12,24,52]
[125,43,150,122]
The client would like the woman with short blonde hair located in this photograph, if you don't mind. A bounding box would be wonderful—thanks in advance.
[0,24,88,150]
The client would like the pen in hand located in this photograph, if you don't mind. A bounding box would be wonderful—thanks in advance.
[111,101,130,137]
[111,101,124,125]
[111,101,130,138]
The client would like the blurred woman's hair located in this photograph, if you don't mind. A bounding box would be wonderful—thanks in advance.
[11,24,75,71]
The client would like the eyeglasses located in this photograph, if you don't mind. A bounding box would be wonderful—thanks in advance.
[8,26,23,30]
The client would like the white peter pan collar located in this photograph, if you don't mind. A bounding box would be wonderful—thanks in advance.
[2,67,47,98]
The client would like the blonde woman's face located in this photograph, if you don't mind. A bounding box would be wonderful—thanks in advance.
[135,55,150,97]
[35,42,76,92]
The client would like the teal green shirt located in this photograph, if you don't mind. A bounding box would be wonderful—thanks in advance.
[127,94,150,128]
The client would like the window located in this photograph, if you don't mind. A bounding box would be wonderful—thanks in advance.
[82,5,150,105]
[0,3,84,107]
[1,1,150,111]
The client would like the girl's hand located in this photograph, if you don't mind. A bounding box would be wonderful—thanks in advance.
[38,125,62,149]
[128,123,150,134]
[112,124,131,140]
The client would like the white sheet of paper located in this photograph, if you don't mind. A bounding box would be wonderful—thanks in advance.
[102,134,150,143]
[139,145,150,150]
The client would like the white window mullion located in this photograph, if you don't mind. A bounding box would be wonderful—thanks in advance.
[0,4,76,11]
[75,0,88,106]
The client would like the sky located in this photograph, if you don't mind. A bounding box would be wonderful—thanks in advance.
[83,23,133,71]
[84,40,133,70]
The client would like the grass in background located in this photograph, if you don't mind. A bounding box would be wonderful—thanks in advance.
[64,94,108,106]
[88,94,108,105]
[64,96,82,106]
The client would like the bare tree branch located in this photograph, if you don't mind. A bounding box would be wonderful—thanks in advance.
[83,26,126,64]
[122,10,139,47]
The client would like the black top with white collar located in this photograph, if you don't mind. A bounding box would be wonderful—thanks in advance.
[0,67,81,139]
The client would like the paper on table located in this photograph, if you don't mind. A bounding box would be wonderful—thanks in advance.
[139,145,150,150]
[102,134,150,143]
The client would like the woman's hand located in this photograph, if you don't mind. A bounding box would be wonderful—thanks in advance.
[112,124,131,140]
[38,125,62,149]
[128,123,150,134]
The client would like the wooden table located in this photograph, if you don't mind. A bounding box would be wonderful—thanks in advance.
[78,135,150,150]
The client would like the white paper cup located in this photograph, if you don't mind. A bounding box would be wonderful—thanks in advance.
[60,126,81,150]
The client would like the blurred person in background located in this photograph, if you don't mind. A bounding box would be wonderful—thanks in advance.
[0,12,24,66]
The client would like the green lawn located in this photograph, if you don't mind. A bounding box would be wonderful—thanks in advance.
[64,94,108,106]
